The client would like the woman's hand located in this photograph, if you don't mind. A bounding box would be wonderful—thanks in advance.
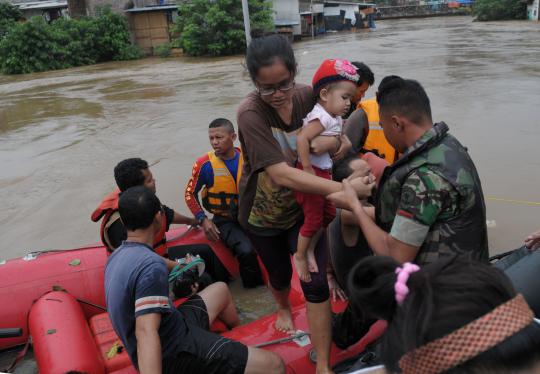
[332,135,353,161]
[525,229,540,250]
[327,272,347,302]
[327,178,373,210]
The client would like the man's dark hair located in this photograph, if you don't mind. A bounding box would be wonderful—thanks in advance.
[352,62,374,86]
[376,75,432,124]
[114,158,148,192]
[246,34,297,82]
[332,153,358,182]
[209,118,235,133]
[348,255,540,373]
[118,186,161,231]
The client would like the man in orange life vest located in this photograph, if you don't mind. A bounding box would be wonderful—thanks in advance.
[185,118,264,288]
[345,63,398,165]
[92,158,198,253]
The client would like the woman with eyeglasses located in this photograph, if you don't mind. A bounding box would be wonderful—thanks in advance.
[236,34,375,374]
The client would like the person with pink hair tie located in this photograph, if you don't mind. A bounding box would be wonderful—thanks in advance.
[347,255,540,374]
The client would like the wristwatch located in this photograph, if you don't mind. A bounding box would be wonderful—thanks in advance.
[198,215,207,225]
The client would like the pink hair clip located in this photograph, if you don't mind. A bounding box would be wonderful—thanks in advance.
[394,262,420,306]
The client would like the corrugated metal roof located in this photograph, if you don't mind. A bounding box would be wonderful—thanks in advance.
[325,1,376,5]
[17,1,67,10]
[125,5,178,13]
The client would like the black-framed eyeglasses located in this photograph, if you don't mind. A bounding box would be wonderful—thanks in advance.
[256,80,295,96]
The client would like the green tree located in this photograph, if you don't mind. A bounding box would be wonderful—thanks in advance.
[473,0,526,21]
[0,7,140,74]
[0,2,22,39]
[174,0,274,57]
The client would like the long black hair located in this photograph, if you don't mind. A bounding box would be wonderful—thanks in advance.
[348,256,540,373]
[245,34,297,82]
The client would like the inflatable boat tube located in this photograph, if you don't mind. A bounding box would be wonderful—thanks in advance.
[29,291,105,374]
[493,246,540,317]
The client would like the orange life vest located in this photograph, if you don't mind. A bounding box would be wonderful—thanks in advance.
[201,149,243,219]
[357,98,398,164]
[91,189,167,253]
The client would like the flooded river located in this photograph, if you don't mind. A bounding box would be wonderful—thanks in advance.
[1,16,539,260]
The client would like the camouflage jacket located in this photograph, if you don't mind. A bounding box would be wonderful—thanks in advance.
[375,122,488,265]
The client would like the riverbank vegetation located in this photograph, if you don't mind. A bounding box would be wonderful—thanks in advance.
[0,5,140,74]
[473,0,526,20]
[173,0,273,57]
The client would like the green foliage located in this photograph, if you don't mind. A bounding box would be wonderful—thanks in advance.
[0,2,22,22]
[154,43,172,58]
[173,0,274,57]
[0,7,140,74]
[0,2,22,39]
[473,0,526,20]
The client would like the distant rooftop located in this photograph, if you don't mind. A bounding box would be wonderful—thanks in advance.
[16,0,67,10]
[125,4,178,12]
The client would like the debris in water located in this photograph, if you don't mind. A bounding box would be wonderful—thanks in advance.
[486,220,497,228]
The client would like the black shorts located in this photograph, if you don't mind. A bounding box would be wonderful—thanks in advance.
[163,295,249,374]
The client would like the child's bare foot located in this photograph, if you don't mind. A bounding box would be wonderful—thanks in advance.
[275,307,295,333]
[294,252,312,282]
[306,247,318,273]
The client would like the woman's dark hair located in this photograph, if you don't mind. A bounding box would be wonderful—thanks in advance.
[114,158,148,192]
[245,34,297,82]
[118,186,161,231]
[376,75,432,123]
[348,256,540,373]
[351,61,374,86]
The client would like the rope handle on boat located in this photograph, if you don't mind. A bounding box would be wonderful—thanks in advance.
[168,258,205,283]
[253,331,310,348]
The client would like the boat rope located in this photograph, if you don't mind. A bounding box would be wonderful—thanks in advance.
[485,196,540,207]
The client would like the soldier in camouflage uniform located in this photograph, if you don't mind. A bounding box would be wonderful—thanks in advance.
[330,75,488,265]
[327,75,488,349]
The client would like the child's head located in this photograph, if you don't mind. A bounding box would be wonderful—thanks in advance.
[348,255,540,374]
[312,59,360,117]
[208,118,236,158]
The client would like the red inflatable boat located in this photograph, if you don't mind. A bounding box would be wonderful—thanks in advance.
[0,226,383,373]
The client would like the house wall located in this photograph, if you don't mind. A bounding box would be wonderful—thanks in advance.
[84,0,131,15]
[272,0,301,35]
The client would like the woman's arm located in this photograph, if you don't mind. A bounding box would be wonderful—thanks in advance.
[265,162,375,202]
[297,120,325,174]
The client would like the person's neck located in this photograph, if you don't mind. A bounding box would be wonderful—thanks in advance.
[404,122,433,150]
[126,229,154,248]
[219,148,236,161]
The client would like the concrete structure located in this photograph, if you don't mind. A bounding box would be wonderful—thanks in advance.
[527,0,539,20]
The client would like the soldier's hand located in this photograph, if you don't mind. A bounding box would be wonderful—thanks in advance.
[327,179,366,211]
[348,174,376,199]
[202,218,220,242]
[525,229,540,250]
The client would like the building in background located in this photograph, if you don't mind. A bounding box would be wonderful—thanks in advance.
[527,0,539,20]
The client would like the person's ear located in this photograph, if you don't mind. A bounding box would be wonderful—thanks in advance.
[319,88,329,103]
[392,115,405,132]
[153,210,162,229]
[232,132,237,142]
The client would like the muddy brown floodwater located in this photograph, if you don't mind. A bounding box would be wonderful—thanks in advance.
[0,16,539,326]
